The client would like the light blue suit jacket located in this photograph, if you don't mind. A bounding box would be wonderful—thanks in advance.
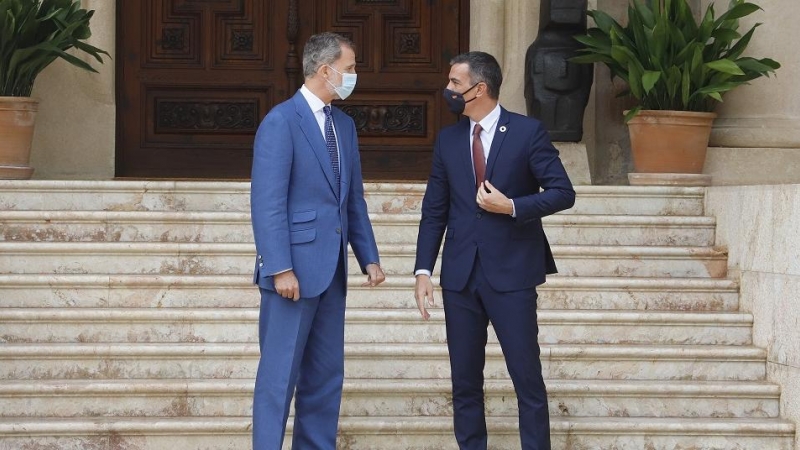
[251,91,379,298]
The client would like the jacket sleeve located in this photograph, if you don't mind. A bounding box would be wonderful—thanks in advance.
[346,121,380,273]
[251,110,293,275]
[512,122,576,223]
[414,133,449,273]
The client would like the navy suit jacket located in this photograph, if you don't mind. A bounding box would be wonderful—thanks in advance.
[251,91,379,298]
[414,107,575,293]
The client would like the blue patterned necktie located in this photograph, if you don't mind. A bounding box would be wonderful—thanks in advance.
[323,106,340,190]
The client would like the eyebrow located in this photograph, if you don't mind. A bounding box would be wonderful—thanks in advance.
[449,77,460,84]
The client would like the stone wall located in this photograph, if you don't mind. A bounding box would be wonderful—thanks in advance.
[706,184,800,449]
[701,0,800,185]
[29,0,116,180]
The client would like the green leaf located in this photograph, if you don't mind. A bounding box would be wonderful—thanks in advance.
[681,61,691,108]
[624,106,642,123]
[725,23,758,60]
[706,58,746,75]
[588,10,619,35]
[711,28,741,43]
[715,2,761,26]
[642,70,662,94]
[633,0,656,28]
[628,61,644,99]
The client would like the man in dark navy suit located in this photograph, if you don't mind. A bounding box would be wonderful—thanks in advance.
[414,51,575,450]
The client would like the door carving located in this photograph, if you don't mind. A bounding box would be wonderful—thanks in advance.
[117,0,468,179]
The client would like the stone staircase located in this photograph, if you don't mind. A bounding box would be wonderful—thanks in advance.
[0,180,795,449]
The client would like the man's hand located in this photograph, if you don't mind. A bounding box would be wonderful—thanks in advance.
[363,263,386,287]
[414,274,435,320]
[274,270,300,301]
[477,180,513,215]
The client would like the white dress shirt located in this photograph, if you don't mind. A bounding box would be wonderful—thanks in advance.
[299,84,339,160]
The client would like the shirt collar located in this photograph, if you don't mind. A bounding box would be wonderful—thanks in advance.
[300,84,328,114]
[471,103,502,135]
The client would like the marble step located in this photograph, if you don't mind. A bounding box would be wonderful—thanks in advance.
[0,379,780,419]
[0,308,753,346]
[351,244,728,278]
[0,242,729,278]
[0,417,792,450]
[0,180,705,216]
[0,210,716,247]
[0,343,767,381]
[0,274,740,311]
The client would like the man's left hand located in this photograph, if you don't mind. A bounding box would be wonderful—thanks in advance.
[477,180,513,215]
[363,263,386,287]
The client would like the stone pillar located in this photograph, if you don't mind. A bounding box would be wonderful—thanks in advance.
[29,0,116,179]
[701,0,800,184]
[586,0,637,185]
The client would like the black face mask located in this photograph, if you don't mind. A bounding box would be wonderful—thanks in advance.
[443,83,479,114]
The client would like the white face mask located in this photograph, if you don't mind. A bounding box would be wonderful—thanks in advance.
[326,65,357,100]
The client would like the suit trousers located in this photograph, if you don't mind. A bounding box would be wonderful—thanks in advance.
[442,254,551,450]
[252,251,347,450]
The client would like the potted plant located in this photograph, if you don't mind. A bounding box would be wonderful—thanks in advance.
[571,0,779,174]
[0,0,108,179]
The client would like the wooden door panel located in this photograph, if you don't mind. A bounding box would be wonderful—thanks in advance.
[117,0,287,178]
[117,0,468,179]
[312,0,468,180]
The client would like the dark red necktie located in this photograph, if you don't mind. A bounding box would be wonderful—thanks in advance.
[472,124,485,189]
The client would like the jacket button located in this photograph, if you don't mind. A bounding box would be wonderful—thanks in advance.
[336,227,342,234]
[259,263,264,267]
[476,212,482,219]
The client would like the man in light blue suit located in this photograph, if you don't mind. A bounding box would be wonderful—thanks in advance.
[250,32,385,449]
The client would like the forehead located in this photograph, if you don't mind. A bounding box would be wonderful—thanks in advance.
[448,63,471,82]
[335,45,356,66]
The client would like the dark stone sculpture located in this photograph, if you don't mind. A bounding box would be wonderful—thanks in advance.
[524,0,593,142]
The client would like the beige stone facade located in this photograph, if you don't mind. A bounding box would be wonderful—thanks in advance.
[22,4,800,444]
[29,0,800,185]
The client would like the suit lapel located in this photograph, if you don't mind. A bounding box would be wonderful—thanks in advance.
[332,109,348,204]
[456,119,476,189]
[294,93,338,197]
[485,107,510,182]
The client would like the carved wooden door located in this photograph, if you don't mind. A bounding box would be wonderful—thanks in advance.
[310,0,469,179]
[117,0,468,179]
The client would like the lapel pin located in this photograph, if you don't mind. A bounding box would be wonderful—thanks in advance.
[499,125,507,133]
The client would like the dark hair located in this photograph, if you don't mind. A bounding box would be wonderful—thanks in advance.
[450,51,503,99]
[302,32,356,78]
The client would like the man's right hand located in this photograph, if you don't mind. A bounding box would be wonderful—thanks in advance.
[414,274,435,320]
[274,270,300,301]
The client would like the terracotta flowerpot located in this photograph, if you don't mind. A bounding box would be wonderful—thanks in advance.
[626,110,716,174]
[0,97,39,179]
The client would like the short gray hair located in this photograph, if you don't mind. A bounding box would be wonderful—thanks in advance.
[302,32,355,78]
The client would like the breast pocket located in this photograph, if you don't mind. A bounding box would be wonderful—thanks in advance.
[292,210,316,224]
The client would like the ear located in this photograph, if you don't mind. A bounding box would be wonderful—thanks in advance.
[476,82,487,97]
[318,64,330,79]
